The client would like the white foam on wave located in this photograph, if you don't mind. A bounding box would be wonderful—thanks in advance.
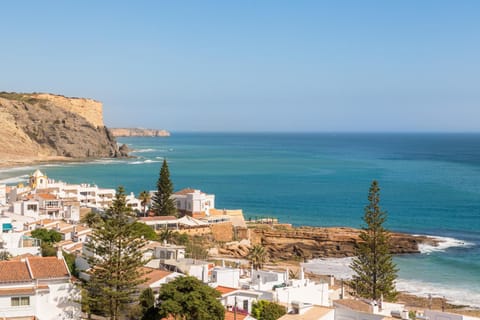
[302,257,354,280]
[0,174,29,184]
[0,166,35,174]
[128,159,161,165]
[416,235,474,254]
[303,257,480,308]
[131,148,156,153]
[396,278,480,308]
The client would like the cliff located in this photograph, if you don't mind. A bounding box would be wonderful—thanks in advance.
[218,225,438,260]
[0,92,127,163]
[109,128,171,137]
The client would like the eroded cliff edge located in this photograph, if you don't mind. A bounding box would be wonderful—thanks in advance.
[0,92,127,163]
[219,225,438,260]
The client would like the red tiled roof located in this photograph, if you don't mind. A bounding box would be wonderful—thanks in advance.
[36,193,57,200]
[174,188,204,195]
[216,286,239,295]
[10,253,36,261]
[225,311,248,320]
[0,287,35,296]
[27,257,70,279]
[141,267,173,286]
[0,261,31,282]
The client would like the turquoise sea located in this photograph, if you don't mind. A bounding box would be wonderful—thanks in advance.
[1,133,479,306]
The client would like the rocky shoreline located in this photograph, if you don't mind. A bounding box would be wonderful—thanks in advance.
[218,224,438,260]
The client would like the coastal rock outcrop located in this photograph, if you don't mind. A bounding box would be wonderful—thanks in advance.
[219,225,437,260]
[109,128,171,137]
[0,92,127,162]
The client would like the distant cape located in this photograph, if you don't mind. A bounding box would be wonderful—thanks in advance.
[109,128,170,137]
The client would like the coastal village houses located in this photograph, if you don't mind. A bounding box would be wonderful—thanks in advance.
[0,253,80,319]
[1,170,479,320]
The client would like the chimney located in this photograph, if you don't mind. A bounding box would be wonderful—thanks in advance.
[57,246,63,259]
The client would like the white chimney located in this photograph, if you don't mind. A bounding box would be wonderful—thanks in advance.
[57,246,63,259]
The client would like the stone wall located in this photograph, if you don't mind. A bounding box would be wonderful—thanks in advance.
[211,222,234,242]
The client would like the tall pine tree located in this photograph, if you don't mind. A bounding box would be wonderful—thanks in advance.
[350,180,398,301]
[85,186,147,319]
[151,159,176,216]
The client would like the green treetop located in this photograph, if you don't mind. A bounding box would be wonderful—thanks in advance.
[350,180,398,301]
[84,186,148,319]
[156,276,224,320]
[151,159,176,216]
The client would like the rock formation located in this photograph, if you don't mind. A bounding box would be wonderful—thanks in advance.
[218,225,438,260]
[109,128,170,137]
[0,92,128,163]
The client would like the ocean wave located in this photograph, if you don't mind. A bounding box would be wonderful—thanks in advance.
[0,166,35,174]
[396,278,480,308]
[302,257,354,279]
[416,235,474,254]
[131,148,156,153]
[303,257,480,308]
[128,159,161,165]
[0,174,30,184]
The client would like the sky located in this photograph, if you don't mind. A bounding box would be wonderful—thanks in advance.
[1,1,479,132]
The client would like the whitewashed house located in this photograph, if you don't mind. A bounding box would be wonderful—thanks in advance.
[171,188,215,217]
[0,254,80,320]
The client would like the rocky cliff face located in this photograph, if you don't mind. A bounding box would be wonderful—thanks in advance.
[0,92,127,162]
[218,225,438,260]
[109,128,170,137]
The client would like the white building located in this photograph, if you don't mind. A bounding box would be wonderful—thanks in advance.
[216,286,263,315]
[171,188,215,217]
[211,267,241,289]
[0,255,80,320]
[275,268,330,307]
[0,216,41,257]
[0,184,6,205]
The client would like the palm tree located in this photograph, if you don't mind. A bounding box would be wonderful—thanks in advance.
[139,190,151,217]
[159,228,174,244]
[248,244,267,270]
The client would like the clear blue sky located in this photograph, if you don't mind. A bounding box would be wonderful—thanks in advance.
[1,1,479,132]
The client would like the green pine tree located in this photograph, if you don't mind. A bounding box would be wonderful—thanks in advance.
[85,186,148,319]
[151,159,176,216]
[350,180,398,301]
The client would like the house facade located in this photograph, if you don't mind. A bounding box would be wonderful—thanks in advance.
[171,189,215,217]
[0,255,79,320]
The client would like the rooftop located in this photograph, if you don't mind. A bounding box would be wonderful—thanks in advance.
[278,305,334,320]
[216,285,239,295]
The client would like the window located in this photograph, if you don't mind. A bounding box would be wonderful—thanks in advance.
[243,299,249,312]
[11,296,30,306]
[27,204,37,211]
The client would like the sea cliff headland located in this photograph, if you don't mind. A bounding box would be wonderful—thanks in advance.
[110,128,171,137]
[0,92,128,166]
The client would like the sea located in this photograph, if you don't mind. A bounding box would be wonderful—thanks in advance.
[1,133,479,307]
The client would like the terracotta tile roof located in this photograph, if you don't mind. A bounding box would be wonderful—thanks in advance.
[0,260,32,282]
[216,286,239,295]
[141,267,173,286]
[279,305,334,320]
[334,299,372,313]
[174,188,204,195]
[225,311,248,320]
[36,193,57,200]
[140,216,177,221]
[10,253,36,261]
[0,287,35,296]
[27,256,70,279]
